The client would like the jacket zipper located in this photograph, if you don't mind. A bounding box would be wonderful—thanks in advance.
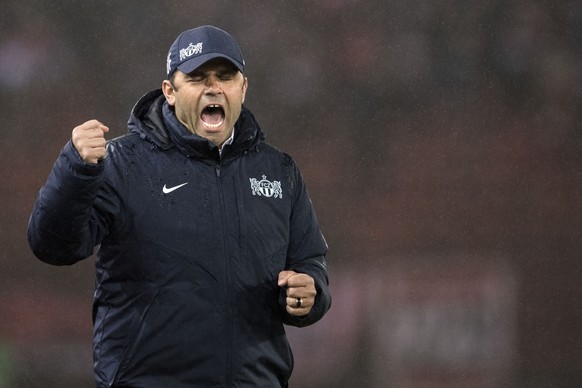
[215,161,231,384]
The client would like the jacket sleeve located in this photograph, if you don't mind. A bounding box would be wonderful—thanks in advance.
[282,161,331,327]
[27,140,117,265]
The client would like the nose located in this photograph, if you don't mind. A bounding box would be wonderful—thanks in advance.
[204,75,222,94]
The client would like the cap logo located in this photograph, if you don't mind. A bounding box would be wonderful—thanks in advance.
[180,42,203,61]
[166,51,172,75]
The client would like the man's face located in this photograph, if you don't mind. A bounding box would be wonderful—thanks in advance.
[163,58,248,147]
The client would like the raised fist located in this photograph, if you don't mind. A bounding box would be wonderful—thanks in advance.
[71,119,109,164]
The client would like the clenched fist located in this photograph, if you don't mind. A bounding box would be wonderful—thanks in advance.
[278,270,317,317]
[72,120,109,164]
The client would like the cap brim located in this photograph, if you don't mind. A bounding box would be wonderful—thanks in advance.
[176,53,244,75]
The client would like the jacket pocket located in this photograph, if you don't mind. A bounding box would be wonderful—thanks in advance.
[112,289,160,385]
[93,304,110,385]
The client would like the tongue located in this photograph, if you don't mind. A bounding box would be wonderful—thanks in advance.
[201,109,223,124]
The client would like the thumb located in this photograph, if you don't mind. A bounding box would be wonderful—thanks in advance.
[278,270,297,287]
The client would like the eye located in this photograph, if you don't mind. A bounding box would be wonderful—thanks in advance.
[217,73,234,81]
[189,74,205,82]
[185,70,206,82]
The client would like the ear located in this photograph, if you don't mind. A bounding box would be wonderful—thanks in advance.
[162,79,176,106]
[241,76,248,104]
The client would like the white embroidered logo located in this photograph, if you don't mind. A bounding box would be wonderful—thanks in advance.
[179,42,203,61]
[162,182,188,194]
[250,175,282,199]
[166,51,172,74]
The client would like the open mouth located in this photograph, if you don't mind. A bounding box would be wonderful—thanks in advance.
[200,104,225,129]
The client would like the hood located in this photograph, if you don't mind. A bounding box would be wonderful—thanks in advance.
[127,89,265,159]
[127,89,173,149]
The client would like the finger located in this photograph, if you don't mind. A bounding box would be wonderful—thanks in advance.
[285,273,314,289]
[73,120,110,138]
[81,149,107,164]
[76,136,107,147]
[80,119,110,133]
[286,296,312,309]
[286,286,316,300]
[75,137,108,164]
[278,270,298,287]
[81,126,109,139]
[285,299,311,317]
[75,138,107,153]
[286,306,310,316]
[72,128,107,146]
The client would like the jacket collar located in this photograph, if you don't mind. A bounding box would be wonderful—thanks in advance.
[128,89,264,160]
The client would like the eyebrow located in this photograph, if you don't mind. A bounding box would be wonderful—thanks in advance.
[190,63,238,76]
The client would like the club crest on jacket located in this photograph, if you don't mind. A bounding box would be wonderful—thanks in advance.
[250,175,282,198]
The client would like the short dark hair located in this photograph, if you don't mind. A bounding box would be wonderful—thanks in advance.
[167,72,178,90]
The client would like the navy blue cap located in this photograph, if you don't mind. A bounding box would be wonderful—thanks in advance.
[166,25,245,78]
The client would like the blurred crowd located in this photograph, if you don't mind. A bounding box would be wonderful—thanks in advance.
[1,1,581,387]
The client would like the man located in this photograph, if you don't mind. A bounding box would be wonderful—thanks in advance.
[28,25,331,387]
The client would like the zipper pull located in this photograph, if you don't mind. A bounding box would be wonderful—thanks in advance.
[215,164,221,177]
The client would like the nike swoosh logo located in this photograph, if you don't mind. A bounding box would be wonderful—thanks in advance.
[162,182,188,194]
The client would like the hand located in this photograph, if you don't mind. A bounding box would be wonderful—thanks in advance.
[278,270,317,316]
[72,120,109,164]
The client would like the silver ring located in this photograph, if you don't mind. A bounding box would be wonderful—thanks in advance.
[294,297,303,308]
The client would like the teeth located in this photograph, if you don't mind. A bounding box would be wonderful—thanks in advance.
[201,104,224,129]
[203,119,224,129]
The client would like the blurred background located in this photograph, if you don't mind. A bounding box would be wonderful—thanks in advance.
[1,0,581,387]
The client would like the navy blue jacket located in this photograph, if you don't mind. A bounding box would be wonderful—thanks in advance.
[28,90,331,387]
